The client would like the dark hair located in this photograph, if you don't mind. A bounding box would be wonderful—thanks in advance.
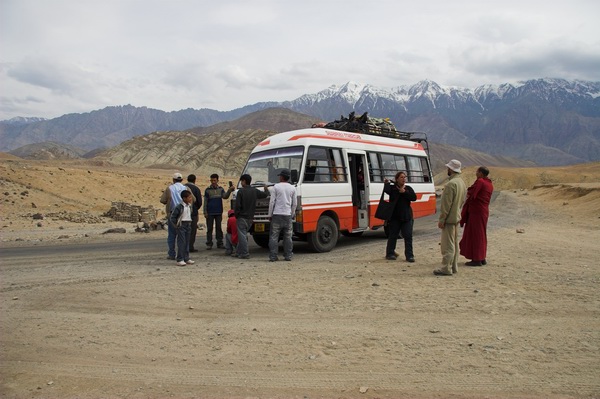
[210,173,219,179]
[180,190,192,199]
[478,166,490,177]
[240,174,252,185]
[187,174,196,183]
[395,171,407,180]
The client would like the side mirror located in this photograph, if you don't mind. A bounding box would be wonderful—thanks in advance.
[291,169,298,184]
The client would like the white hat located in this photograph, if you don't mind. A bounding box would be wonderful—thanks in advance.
[445,159,462,173]
[173,172,183,180]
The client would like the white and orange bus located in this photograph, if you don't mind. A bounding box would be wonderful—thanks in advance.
[234,125,436,252]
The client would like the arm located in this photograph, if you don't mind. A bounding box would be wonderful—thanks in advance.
[222,186,234,199]
[438,183,456,227]
[403,185,417,202]
[160,187,169,205]
[268,187,276,217]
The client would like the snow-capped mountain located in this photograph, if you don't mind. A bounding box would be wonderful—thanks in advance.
[1,78,599,166]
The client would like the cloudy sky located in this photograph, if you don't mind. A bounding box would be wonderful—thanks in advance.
[1,0,599,120]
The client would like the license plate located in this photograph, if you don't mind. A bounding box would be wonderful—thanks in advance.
[254,223,265,233]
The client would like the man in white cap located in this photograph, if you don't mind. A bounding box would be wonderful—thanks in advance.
[434,160,466,276]
[160,172,189,260]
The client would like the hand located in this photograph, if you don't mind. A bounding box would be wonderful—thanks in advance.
[438,221,445,229]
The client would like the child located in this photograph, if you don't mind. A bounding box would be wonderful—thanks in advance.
[225,209,238,256]
[169,190,198,266]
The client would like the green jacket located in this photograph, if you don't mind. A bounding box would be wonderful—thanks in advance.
[438,173,466,224]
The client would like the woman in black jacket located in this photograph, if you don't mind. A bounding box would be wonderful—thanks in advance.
[384,171,417,261]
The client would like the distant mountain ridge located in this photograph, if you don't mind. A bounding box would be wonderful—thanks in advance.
[2,78,599,165]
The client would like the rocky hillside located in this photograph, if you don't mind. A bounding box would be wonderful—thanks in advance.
[96,109,533,177]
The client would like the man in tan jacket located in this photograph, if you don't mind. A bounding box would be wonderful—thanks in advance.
[434,160,467,276]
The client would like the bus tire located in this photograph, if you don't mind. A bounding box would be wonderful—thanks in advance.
[307,215,338,253]
[252,234,270,248]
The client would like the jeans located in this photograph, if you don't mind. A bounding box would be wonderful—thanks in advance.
[269,214,293,260]
[236,218,251,257]
[225,233,236,255]
[206,214,223,247]
[176,222,191,262]
[386,219,414,259]
[167,220,177,258]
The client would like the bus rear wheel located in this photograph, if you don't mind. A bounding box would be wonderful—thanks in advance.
[307,215,338,253]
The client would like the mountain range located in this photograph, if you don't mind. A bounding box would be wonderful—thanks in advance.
[1,78,599,166]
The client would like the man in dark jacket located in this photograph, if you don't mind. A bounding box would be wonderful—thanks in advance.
[234,174,269,259]
[384,171,417,262]
[203,174,234,249]
[184,174,203,252]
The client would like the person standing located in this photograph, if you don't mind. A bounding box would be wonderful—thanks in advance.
[384,171,417,262]
[160,172,189,260]
[434,160,467,276]
[234,174,269,259]
[268,169,297,262]
[185,174,202,252]
[460,166,494,266]
[169,190,197,266]
[203,174,234,250]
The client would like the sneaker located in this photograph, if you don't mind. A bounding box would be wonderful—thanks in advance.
[284,258,292,261]
[186,260,195,265]
[406,257,415,263]
[217,243,224,249]
[238,254,250,259]
[269,257,279,262]
[189,248,199,253]
[206,244,213,250]
[433,269,452,276]
[386,255,397,260]
[176,261,186,266]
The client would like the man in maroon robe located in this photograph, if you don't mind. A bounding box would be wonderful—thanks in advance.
[460,166,493,266]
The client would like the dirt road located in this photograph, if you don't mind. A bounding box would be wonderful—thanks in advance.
[1,188,599,399]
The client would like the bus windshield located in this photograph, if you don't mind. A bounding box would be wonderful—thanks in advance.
[242,146,304,185]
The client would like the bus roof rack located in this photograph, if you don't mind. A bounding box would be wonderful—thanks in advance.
[314,111,427,142]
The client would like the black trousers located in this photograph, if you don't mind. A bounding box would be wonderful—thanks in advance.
[386,219,414,259]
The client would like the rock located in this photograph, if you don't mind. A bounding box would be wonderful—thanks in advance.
[516,228,525,233]
[359,386,369,393]
[37,222,43,227]
[32,213,44,220]
[57,235,70,239]
[102,228,127,234]
[31,202,37,208]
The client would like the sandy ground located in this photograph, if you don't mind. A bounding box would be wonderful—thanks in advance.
[1,159,600,398]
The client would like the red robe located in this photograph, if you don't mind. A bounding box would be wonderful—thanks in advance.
[459,177,493,261]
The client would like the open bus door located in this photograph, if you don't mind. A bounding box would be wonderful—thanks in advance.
[346,152,369,233]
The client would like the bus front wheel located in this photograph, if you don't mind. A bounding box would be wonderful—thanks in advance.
[307,215,338,253]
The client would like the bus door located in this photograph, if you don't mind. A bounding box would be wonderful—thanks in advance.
[347,151,369,230]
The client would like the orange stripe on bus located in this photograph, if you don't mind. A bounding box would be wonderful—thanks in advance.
[287,133,423,151]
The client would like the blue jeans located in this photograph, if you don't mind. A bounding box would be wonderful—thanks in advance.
[269,214,293,260]
[167,220,177,258]
[236,218,251,257]
[176,222,191,262]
